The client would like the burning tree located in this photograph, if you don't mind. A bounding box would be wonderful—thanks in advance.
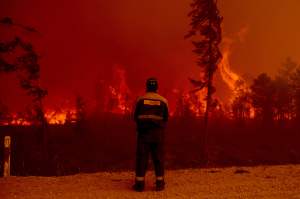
[105,66,132,115]
[185,0,222,162]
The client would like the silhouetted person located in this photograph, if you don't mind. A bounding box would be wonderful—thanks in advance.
[133,78,169,191]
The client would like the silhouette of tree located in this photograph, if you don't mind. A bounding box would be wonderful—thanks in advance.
[232,90,252,124]
[174,92,185,117]
[278,57,297,78]
[291,67,300,123]
[273,77,291,123]
[186,0,222,162]
[174,92,195,118]
[76,95,86,124]
[250,73,276,124]
[0,17,47,125]
[275,58,297,122]
[75,95,86,136]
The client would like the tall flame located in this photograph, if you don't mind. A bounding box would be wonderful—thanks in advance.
[218,39,248,95]
[218,37,255,118]
[105,65,132,114]
[219,48,243,91]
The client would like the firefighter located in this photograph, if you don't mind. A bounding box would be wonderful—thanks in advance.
[133,77,169,192]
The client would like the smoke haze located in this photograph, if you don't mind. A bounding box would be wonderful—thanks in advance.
[1,0,300,111]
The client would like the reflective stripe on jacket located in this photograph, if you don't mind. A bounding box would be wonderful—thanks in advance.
[134,92,168,126]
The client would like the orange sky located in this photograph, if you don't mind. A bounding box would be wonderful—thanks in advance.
[1,0,300,110]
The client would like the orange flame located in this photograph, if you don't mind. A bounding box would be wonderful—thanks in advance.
[105,65,132,114]
[219,48,244,91]
[184,88,207,117]
[10,114,31,126]
[0,109,77,126]
[44,109,77,125]
[218,37,255,118]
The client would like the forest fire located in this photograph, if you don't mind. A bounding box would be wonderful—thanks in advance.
[0,109,77,126]
[44,109,77,125]
[107,85,130,114]
[104,66,132,115]
[218,39,256,119]
[0,50,252,126]
[219,49,245,92]
[0,15,259,124]
[173,38,252,118]
[219,40,248,96]
[0,52,254,126]
[1,4,300,197]
[9,114,31,126]
[182,89,207,117]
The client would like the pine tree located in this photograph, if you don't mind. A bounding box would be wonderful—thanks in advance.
[250,73,276,124]
[186,0,222,163]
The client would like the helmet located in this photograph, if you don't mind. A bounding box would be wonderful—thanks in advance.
[146,77,158,92]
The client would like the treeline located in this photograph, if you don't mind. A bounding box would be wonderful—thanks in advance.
[171,58,300,127]
[231,58,300,125]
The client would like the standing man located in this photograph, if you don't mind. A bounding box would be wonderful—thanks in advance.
[133,77,169,192]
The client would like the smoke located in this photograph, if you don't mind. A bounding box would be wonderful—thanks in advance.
[237,25,249,43]
[1,0,300,113]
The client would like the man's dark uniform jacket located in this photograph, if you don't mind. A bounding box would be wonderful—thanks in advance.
[134,91,168,142]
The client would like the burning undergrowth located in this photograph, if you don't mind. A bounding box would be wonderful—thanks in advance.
[0,40,277,126]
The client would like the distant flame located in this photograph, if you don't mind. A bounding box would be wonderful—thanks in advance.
[105,65,132,114]
[10,114,31,126]
[0,109,77,126]
[219,48,243,91]
[44,109,77,125]
[218,37,255,118]
[185,88,207,117]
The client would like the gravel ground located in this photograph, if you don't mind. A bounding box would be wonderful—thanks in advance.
[1,164,300,199]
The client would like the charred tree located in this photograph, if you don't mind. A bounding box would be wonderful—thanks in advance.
[186,0,222,163]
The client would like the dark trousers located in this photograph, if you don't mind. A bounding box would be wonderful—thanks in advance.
[135,136,164,178]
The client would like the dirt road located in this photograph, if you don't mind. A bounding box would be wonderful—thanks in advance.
[1,165,300,199]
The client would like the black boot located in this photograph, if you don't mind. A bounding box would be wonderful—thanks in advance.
[133,180,145,192]
[156,180,165,191]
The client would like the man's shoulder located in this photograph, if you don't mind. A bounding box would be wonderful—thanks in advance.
[138,92,168,105]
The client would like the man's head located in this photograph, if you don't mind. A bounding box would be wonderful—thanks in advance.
[146,77,158,92]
